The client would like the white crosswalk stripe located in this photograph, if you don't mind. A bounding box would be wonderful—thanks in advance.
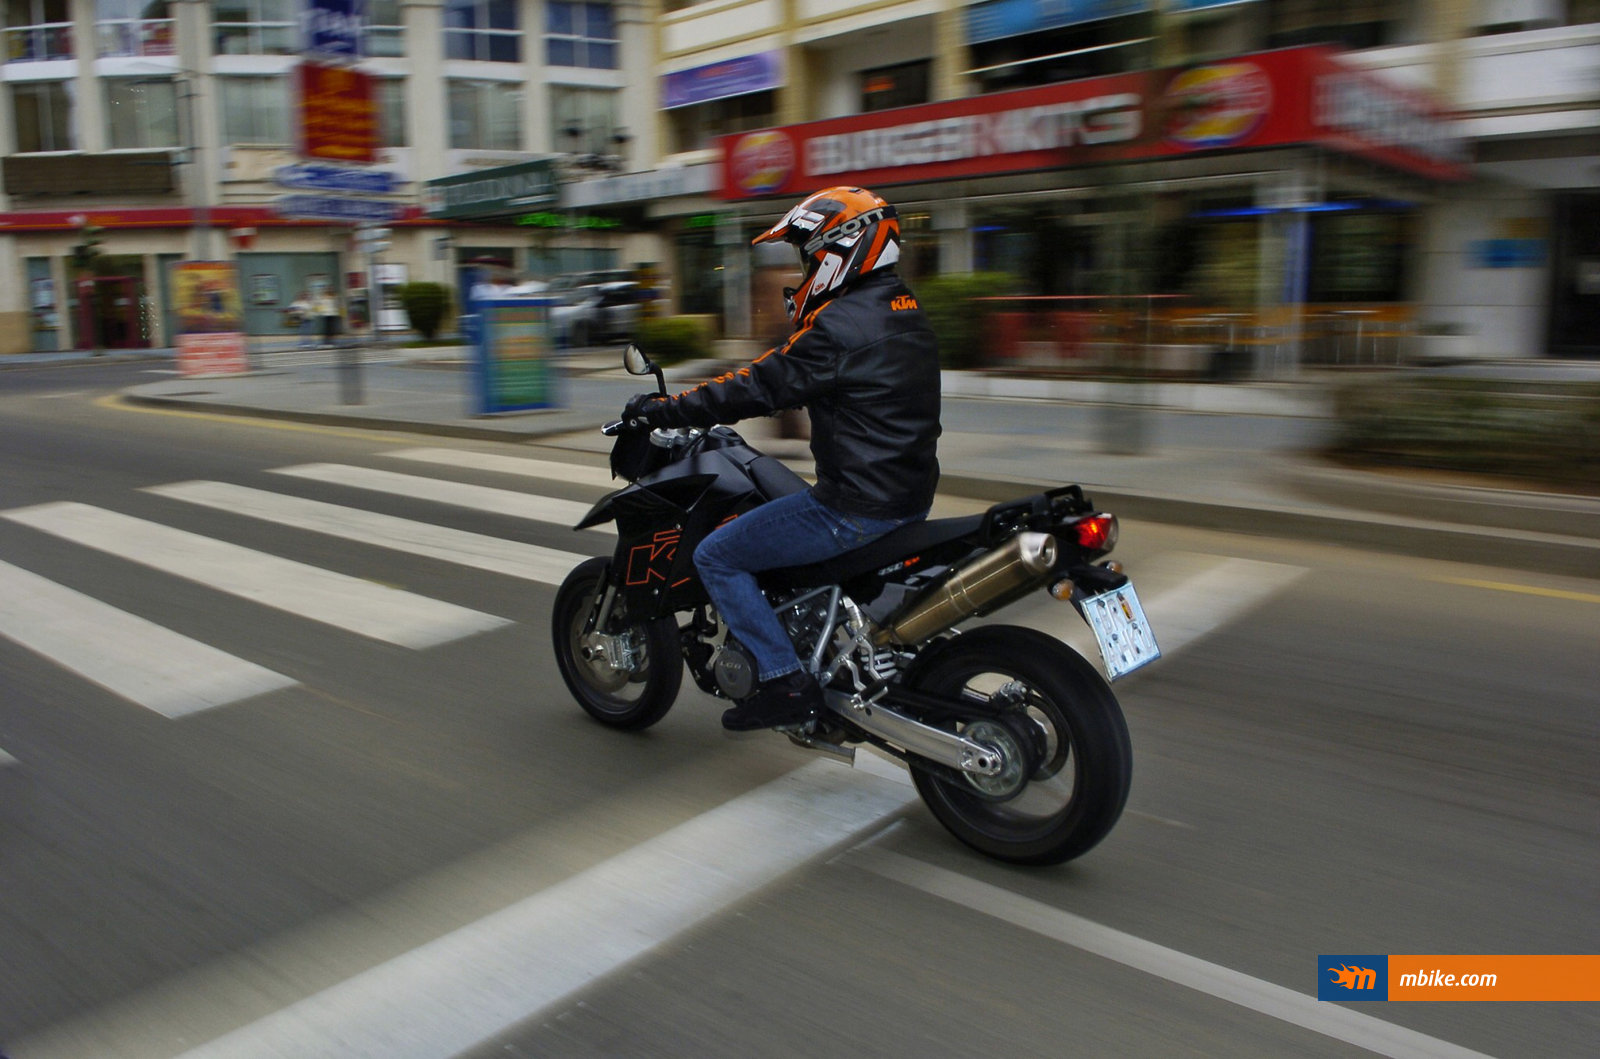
[0,558,296,717]
[385,446,618,490]
[272,463,608,532]
[3,502,509,649]
[146,480,593,585]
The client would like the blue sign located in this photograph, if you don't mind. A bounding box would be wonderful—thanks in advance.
[274,163,397,195]
[473,298,561,414]
[1469,238,1546,269]
[662,52,783,110]
[966,0,1150,45]
[1317,955,1389,1001]
[302,0,364,64]
[273,194,402,223]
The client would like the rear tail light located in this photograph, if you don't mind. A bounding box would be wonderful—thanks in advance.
[1070,513,1118,554]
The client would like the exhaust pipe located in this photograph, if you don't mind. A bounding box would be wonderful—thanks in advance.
[872,532,1057,647]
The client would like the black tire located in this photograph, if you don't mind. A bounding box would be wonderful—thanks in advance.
[551,557,682,730]
[571,320,590,348]
[907,625,1132,865]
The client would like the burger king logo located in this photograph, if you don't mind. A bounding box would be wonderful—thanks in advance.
[730,131,795,195]
[1164,62,1272,149]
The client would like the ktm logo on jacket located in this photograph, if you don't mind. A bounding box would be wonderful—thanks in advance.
[891,294,919,311]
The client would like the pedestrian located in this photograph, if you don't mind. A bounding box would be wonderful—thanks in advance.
[311,289,340,347]
[287,289,314,348]
[620,186,941,730]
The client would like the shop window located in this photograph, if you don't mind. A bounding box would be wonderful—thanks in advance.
[448,77,522,149]
[1266,0,1417,50]
[968,16,1151,94]
[667,89,774,153]
[10,80,73,151]
[104,77,180,149]
[376,77,407,147]
[96,0,173,58]
[1307,210,1410,303]
[444,0,520,63]
[4,0,72,61]
[218,75,290,144]
[364,0,403,57]
[861,59,930,112]
[550,84,619,156]
[213,0,297,56]
[546,2,617,69]
[674,227,722,318]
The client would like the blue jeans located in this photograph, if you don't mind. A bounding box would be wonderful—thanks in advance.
[693,490,925,682]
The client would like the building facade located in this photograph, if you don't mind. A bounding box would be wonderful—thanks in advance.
[1,0,1595,360]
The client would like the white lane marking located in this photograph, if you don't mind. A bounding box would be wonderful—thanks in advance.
[855,848,1497,1059]
[272,464,610,534]
[147,481,593,586]
[0,559,295,717]
[385,447,618,490]
[998,554,1307,675]
[1141,556,1308,656]
[3,503,508,650]
[0,746,18,767]
[164,761,916,1059]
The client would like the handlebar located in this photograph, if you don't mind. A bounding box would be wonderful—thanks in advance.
[601,418,651,436]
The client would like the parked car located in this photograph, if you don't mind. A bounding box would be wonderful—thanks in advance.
[551,280,641,347]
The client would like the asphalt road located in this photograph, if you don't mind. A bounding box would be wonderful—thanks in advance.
[0,361,1595,1058]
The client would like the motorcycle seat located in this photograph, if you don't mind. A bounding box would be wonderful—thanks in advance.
[748,454,809,501]
[762,514,983,592]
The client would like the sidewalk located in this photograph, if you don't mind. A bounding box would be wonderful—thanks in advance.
[101,344,1600,578]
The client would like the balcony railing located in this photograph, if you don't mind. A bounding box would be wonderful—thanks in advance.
[5,23,73,62]
[97,19,176,58]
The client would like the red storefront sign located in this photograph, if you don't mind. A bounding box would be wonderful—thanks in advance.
[296,61,378,164]
[719,46,1464,199]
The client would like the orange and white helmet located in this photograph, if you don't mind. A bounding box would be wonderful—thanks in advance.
[752,186,901,325]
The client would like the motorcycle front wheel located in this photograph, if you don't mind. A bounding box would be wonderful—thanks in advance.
[908,625,1132,866]
[552,557,682,730]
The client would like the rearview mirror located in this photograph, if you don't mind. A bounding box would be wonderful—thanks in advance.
[623,344,667,394]
[622,344,653,376]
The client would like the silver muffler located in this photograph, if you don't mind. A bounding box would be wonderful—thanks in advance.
[871,531,1058,647]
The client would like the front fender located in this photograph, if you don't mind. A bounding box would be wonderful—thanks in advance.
[575,487,626,531]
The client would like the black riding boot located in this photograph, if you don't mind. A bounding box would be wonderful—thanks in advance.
[721,670,823,731]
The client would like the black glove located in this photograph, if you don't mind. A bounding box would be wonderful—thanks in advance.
[622,391,671,429]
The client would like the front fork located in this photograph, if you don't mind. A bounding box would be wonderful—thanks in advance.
[579,578,641,674]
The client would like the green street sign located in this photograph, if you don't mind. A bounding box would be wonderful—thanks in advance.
[425,159,558,220]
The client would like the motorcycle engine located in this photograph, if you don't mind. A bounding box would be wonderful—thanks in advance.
[712,639,757,700]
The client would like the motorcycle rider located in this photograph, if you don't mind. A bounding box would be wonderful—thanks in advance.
[622,186,941,731]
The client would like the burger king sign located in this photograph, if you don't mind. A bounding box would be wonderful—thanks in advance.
[729,130,796,196]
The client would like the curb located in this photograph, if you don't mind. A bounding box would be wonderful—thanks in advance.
[934,473,1600,579]
[1280,463,1600,539]
[119,391,1600,579]
[118,392,600,444]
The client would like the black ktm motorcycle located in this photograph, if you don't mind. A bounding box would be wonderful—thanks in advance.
[551,347,1160,865]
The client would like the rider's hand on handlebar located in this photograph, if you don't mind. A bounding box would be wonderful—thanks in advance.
[621,391,671,431]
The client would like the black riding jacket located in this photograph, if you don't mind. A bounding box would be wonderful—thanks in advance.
[652,270,941,519]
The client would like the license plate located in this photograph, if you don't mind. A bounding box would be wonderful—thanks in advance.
[1082,583,1160,680]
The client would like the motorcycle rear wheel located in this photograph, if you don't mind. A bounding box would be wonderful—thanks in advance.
[907,625,1132,865]
[552,557,682,730]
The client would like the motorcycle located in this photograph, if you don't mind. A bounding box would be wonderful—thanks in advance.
[551,346,1160,865]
